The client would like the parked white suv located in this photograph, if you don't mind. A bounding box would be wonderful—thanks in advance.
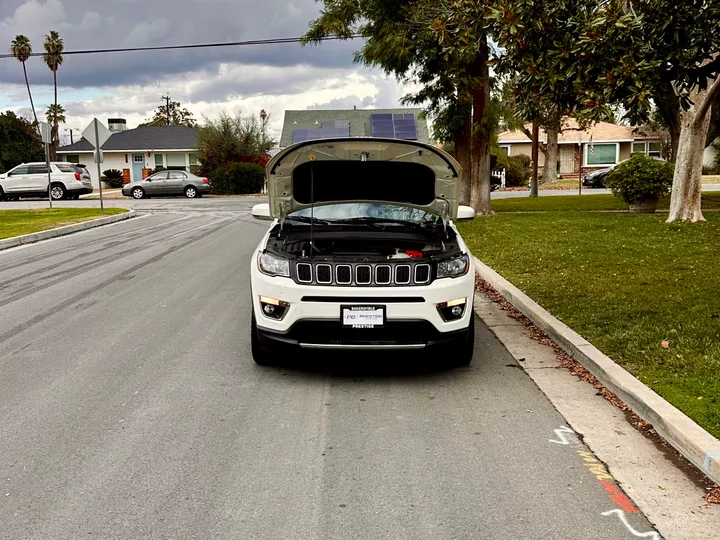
[249,138,476,367]
[0,162,93,201]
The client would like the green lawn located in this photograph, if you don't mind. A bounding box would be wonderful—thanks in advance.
[459,204,720,439]
[492,192,720,213]
[0,208,127,240]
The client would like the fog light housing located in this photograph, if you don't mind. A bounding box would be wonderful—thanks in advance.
[437,298,467,322]
[259,296,290,320]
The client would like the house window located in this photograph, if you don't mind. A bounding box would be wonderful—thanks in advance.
[648,142,661,158]
[133,154,144,163]
[498,146,510,157]
[65,154,80,163]
[154,154,164,167]
[586,143,618,166]
[632,142,646,154]
[188,153,200,166]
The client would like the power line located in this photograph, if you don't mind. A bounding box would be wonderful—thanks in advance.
[0,35,361,60]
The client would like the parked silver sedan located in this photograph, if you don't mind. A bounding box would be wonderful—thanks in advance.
[122,170,211,199]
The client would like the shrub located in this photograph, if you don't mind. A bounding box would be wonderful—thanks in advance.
[497,154,531,187]
[151,166,166,175]
[102,168,124,188]
[605,154,674,204]
[211,162,265,194]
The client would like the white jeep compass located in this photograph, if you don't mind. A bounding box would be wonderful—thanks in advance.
[249,138,476,367]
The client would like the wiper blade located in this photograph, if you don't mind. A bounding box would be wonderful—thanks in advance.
[285,215,331,225]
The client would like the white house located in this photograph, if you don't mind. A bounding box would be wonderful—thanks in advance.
[57,123,199,187]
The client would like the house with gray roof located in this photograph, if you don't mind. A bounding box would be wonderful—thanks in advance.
[57,124,199,187]
[279,108,430,148]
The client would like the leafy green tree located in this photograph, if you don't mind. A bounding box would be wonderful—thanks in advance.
[43,30,64,157]
[304,1,492,213]
[45,104,65,140]
[10,35,38,127]
[196,111,275,175]
[483,0,720,222]
[0,112,44,173]
[141,101,198,128]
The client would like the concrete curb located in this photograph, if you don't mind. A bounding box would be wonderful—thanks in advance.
[473,256,720,486]
[0,210,136,252]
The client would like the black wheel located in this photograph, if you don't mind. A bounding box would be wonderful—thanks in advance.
[131,187,145,199]
[50,183,66,200]
[447,320,475,368]
[0,186,5,201]
[251,313,276,366]
[184,186,198,198]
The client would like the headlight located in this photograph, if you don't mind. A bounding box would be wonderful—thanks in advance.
[437,254,469,279]
[257,252,290,277]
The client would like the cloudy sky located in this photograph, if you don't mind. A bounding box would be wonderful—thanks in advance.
[0,0,418,144]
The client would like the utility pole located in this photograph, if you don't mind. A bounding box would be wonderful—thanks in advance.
[162,94,171,126]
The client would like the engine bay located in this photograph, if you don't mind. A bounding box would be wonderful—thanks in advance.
[265,224,462,262]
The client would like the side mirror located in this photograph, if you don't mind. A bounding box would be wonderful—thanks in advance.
[456,205,476,222]
[252,203,273,221]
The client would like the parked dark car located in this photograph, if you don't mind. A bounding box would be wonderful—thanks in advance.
[121,170,210,199]
[582,167,613,188]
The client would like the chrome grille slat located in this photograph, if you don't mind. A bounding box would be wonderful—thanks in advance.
[415,264,431,284]
[356,265,372,285]
[395,265,411,285]
[336,265,352,285]
[375,265,391,285]
[297,263,312,283]
[316,264,332,284]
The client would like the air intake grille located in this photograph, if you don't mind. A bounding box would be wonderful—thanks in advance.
[316,264,332,284]
[297,263,312,283]
[292,261,435,287]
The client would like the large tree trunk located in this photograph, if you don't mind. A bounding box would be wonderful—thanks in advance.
[541,127,559,184]
[469,37,491,215]
[667,88,714,223]
[530,122,539,197]
[456,111,472,205]
[653,83,681,162]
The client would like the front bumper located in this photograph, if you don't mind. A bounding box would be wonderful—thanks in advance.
[251,259,475,348]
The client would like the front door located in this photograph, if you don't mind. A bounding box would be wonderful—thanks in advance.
[559,146,575,174]
[3,165,30,192]
[132,154,145,182]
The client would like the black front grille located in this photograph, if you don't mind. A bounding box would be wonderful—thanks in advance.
[292,261,434,287]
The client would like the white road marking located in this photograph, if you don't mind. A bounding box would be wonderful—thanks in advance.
[548,425,575,445]
[601,509,662,539]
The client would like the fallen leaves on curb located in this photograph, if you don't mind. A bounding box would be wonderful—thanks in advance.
[475,276,720,505]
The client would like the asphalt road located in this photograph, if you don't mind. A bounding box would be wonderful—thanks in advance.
[0,204,659,539]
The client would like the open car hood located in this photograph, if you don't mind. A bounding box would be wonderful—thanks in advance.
[265,138,462,221]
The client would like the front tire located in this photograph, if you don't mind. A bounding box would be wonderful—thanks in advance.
[131,187,145,199]
[50,183,66,200]
[447,320,475,368]
[251,313,276,366]
[0,186,5,201]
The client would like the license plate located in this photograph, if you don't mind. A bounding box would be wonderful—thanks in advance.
[342,306,385,328]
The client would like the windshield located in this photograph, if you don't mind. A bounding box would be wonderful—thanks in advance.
[289,203,442,224]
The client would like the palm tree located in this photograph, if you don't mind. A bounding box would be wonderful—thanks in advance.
[46,104,66,136]
[43,31,64,157]
[10,35,38,127]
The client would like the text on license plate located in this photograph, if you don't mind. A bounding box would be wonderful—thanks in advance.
[342,306,384,328]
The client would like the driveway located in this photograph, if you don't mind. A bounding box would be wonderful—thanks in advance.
[0,203,661,539]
